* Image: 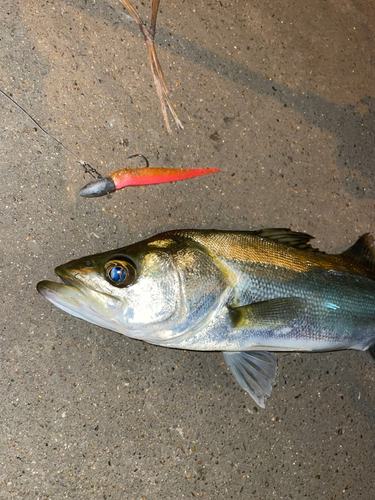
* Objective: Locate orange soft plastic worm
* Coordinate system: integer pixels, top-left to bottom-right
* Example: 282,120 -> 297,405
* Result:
79,167 -> 220,198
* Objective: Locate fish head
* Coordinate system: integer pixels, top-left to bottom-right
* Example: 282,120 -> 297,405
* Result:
37,232 -> 231,343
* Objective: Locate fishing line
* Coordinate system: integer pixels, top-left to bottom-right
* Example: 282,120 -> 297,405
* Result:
0,88 -> 102,179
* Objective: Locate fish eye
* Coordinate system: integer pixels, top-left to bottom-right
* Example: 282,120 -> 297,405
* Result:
104,260 -> 136,287
109,266 -> 126,283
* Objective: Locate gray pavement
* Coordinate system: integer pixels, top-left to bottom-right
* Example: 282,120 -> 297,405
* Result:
1,0 -> 375,498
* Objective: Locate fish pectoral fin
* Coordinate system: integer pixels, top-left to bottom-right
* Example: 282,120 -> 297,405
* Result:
223,351 -> 277,408
229,297 -> 306,330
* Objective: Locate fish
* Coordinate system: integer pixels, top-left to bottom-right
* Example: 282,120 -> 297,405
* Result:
37,228 -> 375,407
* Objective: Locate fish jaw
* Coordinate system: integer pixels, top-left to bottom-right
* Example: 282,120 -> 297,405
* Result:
37,266 -> 124,332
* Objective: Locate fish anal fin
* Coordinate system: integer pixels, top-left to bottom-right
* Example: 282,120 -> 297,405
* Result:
229,297 -> 306,330
365,342 -> 375,364
341,233 -> 375,275
223,351 -> 278,408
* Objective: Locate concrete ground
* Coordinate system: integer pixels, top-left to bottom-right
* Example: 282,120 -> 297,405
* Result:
1,0 -> 375,498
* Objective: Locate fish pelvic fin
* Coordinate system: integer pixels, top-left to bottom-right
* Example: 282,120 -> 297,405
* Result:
229,297 -> 306,330
223,351 -> 278,408
341,233 -> 375,276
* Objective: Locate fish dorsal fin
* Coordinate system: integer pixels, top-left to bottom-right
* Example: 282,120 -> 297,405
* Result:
223,351 -> 278,408
251,228 -> 322,253
341,234 -> 375,273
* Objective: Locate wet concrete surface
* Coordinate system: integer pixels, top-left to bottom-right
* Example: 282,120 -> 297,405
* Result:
1,0 -> 375,498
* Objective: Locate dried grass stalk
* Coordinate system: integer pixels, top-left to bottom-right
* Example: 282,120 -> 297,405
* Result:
119,0 -> 183,133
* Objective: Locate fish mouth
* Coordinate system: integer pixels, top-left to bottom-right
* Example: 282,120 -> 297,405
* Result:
37,266 -> 122,329
37,265 -> 89,297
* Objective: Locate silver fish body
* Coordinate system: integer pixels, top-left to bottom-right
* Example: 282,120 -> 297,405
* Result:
37,229 -> 375,407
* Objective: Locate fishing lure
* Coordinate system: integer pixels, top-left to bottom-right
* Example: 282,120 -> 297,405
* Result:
0,89 -> 219,197
79,166 -> 220,197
